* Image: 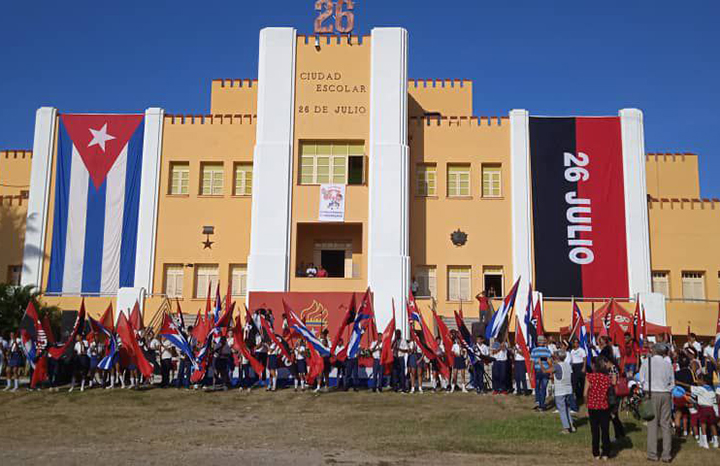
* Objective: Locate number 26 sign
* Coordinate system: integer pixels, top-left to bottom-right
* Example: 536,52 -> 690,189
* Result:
314,0 -> 355,34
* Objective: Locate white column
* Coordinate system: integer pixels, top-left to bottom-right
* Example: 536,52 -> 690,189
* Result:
510,109 -> 533,323
620,109 -> 652,296
21,107 -> 58,288
368,28 -> 410,335
133,107 -> 164,292
247,28 -> 297,294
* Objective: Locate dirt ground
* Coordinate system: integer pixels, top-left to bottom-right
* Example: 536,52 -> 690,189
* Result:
0,386 -> 716,465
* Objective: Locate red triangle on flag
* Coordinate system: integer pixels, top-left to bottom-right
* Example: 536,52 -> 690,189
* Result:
60,114 -> 143,189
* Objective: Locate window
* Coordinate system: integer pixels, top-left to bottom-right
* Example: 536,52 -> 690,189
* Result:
416,164 -> 437,196
164,264 -> 184,298
169,162 -> 189,195
682,271 -> 705,301
651,271 -> 669,299
230,265 -> 248,297
483,266 -> 504,298
234,163 -> 253,196
448,266 -> 471,301
415,266 -> 436,298
195,265 -> 219,298
7,265 -> 21,286
482,164 -> 502,198
447,164 -> 470,197
299,142 -> 364,185
200,163 -> 224,195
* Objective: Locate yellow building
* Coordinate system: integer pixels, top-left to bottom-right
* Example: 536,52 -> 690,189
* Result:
1,28 -> 719,337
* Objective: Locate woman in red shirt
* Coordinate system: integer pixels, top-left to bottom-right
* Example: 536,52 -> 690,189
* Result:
584,357 -> 613,460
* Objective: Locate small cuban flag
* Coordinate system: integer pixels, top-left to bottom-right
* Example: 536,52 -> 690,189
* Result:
47,114 -> 145,295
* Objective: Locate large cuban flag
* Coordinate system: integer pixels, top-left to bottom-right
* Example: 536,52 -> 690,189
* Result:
47,114 -> 145,294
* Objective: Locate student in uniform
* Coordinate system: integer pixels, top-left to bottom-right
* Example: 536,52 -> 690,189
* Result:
451,334 -> 468,393
471,336 -> 488,394
333,338 -> 346,389
513,342 -> 528,396
283,349 -> 297,391
391,330 -> 408,392
88,337 -> 101,388
407,337 -> 421,394
370,336 -> 383,392
159,337 -> 174,388
238,339 -> 253,392
691,373 -> 719,449
214,336 -> 232,390
255,333 -> 268,383
294,340 -> 308,391
69,334 -> 90,392
431,336 -> 447,391
4,331 -> 23,392
266,338 -> 280,391
316,329 -> 331,393
490,340 -> 507,394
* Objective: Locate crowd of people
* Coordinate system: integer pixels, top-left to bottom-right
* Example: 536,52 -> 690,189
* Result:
1,301 -> 719,462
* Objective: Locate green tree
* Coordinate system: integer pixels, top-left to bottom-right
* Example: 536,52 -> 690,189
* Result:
0,283 -> 62,339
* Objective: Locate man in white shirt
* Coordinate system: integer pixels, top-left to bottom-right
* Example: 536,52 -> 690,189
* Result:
683,333 -> 702,354
471,336 -> 488,394
640,344 -> 674,462
160,338 -> 174,388
569,339 -> 586,406
370,337 -> 383,392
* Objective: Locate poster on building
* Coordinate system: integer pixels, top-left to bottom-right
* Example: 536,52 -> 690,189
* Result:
318,183 -> 346,222
529,116 -> 629,298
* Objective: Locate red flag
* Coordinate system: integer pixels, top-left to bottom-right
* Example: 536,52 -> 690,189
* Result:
30,355 -> 48,389
330,293 -> 356,358
361,288 -> 378,343
216,301 -> 235,329
24,302 -> 47,350
49,299 -> 86,359
99,303 -> 114,333
116,313 -> 154,378
232,316 -> 265,376
640,305 -> 647,351
515,319 -> 535,389
129,301 -> 143,330
532,299 -> 544,337
632,301 -> 641,343
716,302 -> 720,334
260,315 -> 292,360
42,315 -> 55,345
380,315 -> 395,367
306,342 -> 325,385
432,308 -> 454,367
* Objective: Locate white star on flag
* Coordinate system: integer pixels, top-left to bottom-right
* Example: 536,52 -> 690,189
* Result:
88,123 -> 116,152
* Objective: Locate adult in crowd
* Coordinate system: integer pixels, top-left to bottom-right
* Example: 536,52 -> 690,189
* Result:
584,356 -> 613,460
546,349 -> 576,434
620,332 -> 638,378
472,335 -> 488,394
640,343 -> 674,463
370,336 -> 383,392
569,338 -> 586,406
513,341 -> 528,396
391,330 -> 408,392
531,336 -> 552,411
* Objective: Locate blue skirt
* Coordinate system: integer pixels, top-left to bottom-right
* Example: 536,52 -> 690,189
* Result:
268,354 -> 278,370
407,354 -> 418,369
297,359 -> 308,374
90,356 -> 99,370
453,357 -> 466,370
9,352 -> 24,368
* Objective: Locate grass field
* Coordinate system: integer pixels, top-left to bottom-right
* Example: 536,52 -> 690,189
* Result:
0,387 -> 717,465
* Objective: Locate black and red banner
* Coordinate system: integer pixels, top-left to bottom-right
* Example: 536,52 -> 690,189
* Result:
529,117 -> 628,298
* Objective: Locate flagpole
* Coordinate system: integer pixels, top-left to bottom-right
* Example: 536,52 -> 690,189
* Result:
569,297 -> 580,339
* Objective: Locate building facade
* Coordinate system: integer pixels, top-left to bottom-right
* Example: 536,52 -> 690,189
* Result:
1,27 -> 719,336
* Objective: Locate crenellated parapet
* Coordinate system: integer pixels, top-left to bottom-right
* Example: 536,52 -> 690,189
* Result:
648,196 -> 720,210
164,114 -> 257,125
297,34 -> 370,46
409,115 -> 507,127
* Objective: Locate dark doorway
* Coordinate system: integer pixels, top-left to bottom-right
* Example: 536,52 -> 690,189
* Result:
321,250 -> 345,278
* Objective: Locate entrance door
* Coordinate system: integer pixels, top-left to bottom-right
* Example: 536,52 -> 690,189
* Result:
321,250 -> 345,278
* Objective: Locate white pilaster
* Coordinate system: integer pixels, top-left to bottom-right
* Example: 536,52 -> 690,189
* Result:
510,109 -> 533,323
247,28 -> 297,294
133,107 -> 164,292
21,107 -> 58,289
620,109 -> 651,296
368,28 -> 410,335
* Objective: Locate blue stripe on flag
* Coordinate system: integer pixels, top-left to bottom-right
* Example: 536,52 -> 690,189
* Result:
81,177 -> 107,293
47,123 -> 74,293
119,121 -> 144,287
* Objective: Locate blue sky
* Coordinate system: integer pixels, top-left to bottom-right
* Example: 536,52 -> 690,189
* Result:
1,1 -> 718,196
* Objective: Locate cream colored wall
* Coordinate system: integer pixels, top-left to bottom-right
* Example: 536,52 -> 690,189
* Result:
0,151 -> 32,283
210,79 -> 258,114
646,153 -> 701,199
409,80 -> 473,116
409,117 -> 513,319
289,35 -> 371,294
151,114 -> 256,310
